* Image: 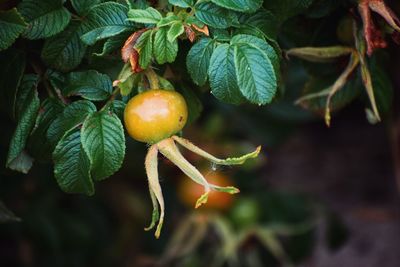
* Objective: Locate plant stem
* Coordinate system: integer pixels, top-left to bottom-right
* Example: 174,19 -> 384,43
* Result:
144,67 -> 160,90
100,87 -> 121,112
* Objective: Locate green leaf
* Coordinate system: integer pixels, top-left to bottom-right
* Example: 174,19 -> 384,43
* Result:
47,100 -> 96,149
71,0 -> 101,16
186,37 -> 216,86
157,14 -> 180,27
167,21 -> 184,43
127,7 -> 162,24
53,128 -> 94,195
0,8 -> 27,51
169,0 -> 194,8
231,34 -> 280,79
81,2 -> 132,45
233,42 -> 277,104
18,0 -> 71,39
6,74 -> 40,173
135,30 -> 153,69
194,2 -> 237,29
7,150 -> 34,175
208,44 -> 245,104
81,111 -> 125,180
94,31 -> 132,57
0,49 -> 26,119
28,98 -> 65,161
211,0 -> 262,13
153,27 -> 178,64
266,0 -> 314,22
41,21 -> 87,72
110,100 -> 126,120
238,9 -> 279,39
62,70 -> 112,101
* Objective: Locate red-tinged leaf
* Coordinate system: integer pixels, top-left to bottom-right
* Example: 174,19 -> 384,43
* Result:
358,0 -> 387,56
192,24 -> 209,36
185,25 -> 195,42
121,28 -> 149,62
129,50 -> 143,73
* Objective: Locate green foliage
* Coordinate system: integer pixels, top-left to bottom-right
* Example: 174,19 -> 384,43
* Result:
0,0 -> 395,199
81,111 -> 125,180
0,8 -> 27,51
18,0 -> 71,39
6,74 -> 40,173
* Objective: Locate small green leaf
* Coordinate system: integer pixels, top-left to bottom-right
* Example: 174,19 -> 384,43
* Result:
6,75 -> 40,173
157,14 -> 180,27
153,27 -> 178,64
194,2 -> 237,29
53,128 -> 94,195
81,111 -> 125,180
94,31 -> 132,57
47,100 -> 96,149
233,43 -> 277,104
18,0 -> 71,39
62,70 -> 113,101
186,37 -> 216,86
81,2 -> 132,45
41,21 -> 87,72
28,98 -> 65,162
167,21 -> 184,43
127,7 -> 162,24
0,8 -> 27,51
169,0 -> 194,8
238,9 -> 279,39
208,44 -> 245,104
71,0 -> 101,16
211,0 -> 262,13
135,30 -> 153,69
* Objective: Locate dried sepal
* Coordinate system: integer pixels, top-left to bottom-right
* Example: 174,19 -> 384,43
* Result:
325,51 -> 360,126
144,144 -> 165,238
172,136 -> 261,165
184,25 -> 196,42
286,46 -> 354,62
191,23 -> 209,36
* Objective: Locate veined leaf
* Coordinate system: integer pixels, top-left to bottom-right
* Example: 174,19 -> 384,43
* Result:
167,21 -> 184,43
18,0 -> 71,39
134,30 -> 153,69
81,111 -> 125,180
62,70 -> 113,101
194,2 -> 237,29
47,100 -> 96,149
208,44 -> 245,104
233,43 -> 277,104
81,2 -> 132,45
53,128 -> 94,195
169,0 -> 194,8
6,75 -> 40,173
71,0 -> 101,16
186,37 -> 216,86
28,98 -> 65,161
127,7 -> 162,24
0,8 -> 27,51
41,21 -> 87,72
153,27 -> 178,64
211,0 -> 262,13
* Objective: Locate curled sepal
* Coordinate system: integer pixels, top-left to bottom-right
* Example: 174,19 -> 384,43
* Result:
172,136 -> 261,165
324,51 -> 360,126
144,145 -> 164,238
286,46 -> 354,63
